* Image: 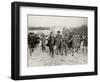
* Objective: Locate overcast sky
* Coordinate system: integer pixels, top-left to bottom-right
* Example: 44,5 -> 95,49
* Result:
28,15 -> 87,28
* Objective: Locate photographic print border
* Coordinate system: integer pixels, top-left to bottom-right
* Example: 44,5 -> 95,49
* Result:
11,1 -> 98,80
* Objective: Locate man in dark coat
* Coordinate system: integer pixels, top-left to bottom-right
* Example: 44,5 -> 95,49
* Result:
83,35 -> 88,53
41,34 -> 46,52
55,31 -> 62,55
47,32 -> 55,58
67,32 -> 74,56
35,34 -> 40,49
28,32 -> 36,56
62,34 -> 68,55
67,32 -> 73,49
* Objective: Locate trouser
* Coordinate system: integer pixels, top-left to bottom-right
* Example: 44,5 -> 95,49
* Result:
41,45 -> 45,51
29,48 -> 34,56
62,45 -> 67,55
49,46 -> 54,58
56,46 -> 61,55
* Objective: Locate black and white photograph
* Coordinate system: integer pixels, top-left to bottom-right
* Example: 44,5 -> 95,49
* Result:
27,15 -> 88,67
11,2 -> 97,80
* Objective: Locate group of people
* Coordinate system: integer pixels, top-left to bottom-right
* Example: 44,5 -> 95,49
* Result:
28,31 -> 88,58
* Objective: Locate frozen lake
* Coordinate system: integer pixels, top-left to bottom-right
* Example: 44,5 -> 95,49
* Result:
27,46 -> 88,67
